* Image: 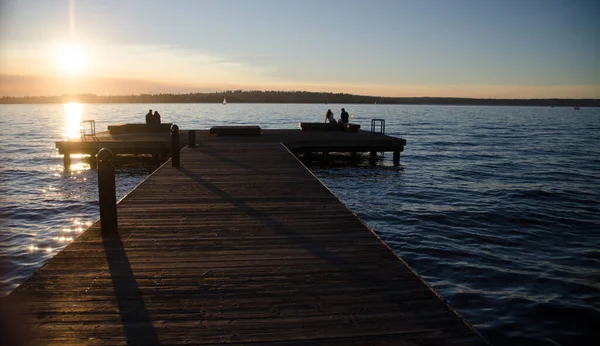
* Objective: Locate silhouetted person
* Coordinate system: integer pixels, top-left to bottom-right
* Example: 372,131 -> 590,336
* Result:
145,109 -> 152,124
340,108 -> 349,123
153,110 -> 161,124
325,109 -> 336,123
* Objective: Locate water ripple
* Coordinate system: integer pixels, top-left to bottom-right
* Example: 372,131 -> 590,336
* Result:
2,104 -> 600,345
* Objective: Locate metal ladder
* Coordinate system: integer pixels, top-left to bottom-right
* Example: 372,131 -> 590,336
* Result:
370,119 -> 385,134
81,120 -> 96,136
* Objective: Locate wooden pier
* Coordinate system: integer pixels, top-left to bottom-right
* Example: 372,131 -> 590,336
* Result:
55,124 -> 405,168
56,130 -> 178,168
8,127 -> 487,345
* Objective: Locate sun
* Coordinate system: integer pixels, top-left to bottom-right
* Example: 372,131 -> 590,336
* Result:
54,43 -> 85,75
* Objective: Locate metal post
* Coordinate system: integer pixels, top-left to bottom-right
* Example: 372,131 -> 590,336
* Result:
97,148 -> 117,233
171,124 -> 180,167
188,130 -> 196,148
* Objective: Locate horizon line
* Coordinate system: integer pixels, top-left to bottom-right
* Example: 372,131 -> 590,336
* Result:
1,90 -> 599,101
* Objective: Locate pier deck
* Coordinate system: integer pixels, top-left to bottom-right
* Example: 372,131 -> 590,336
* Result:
10,130 -> 486,345
55,130 -> 180,168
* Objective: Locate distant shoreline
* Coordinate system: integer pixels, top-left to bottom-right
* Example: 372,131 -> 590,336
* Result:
1,90 -> 599,107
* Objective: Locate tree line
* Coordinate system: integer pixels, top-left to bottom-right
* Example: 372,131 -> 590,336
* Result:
1,90 -> 598,107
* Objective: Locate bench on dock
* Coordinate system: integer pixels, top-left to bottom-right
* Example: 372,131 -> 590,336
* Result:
108,123 -> 173,135
299,122 -> 360,132
209,125 -> 262,136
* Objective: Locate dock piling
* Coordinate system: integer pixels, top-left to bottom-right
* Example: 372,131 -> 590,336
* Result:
370,151 -> 377,164
393,149 -> 401,166
89,154 -> 97,169
321,151 -> 329,165
63,152 -> 71,169
171,124 -> 180,167
97,148 -> 118,233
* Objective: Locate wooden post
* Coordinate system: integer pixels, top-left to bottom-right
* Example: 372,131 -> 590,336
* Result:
393,149 -> 401,166
97,148 -> 117,234
63,152 -> 71,169
188,130 -> 196,148
89,154 -> 97,169
370,151 -> 377,164
171,124 -> 180,167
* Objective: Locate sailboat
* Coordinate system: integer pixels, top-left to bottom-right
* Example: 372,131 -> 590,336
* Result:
223,98 -> 227,105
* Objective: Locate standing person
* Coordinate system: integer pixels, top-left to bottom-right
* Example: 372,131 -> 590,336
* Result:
325,109 -> 336,123
145,109 -> 153,124
340,108 -> 349,123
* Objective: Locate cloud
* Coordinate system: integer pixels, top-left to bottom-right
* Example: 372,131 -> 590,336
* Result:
2,40 -> 278,85
0,74 -> 217,96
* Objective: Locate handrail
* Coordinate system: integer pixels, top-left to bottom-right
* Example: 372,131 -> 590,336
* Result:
370,119 -> 385,134
81,120 -> 96,136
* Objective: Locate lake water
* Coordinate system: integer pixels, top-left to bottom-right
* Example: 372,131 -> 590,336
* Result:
1,103 -> 599,345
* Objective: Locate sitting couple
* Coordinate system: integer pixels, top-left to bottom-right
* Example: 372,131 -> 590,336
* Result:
145,109 -> 161,125
325,108 -> 349,123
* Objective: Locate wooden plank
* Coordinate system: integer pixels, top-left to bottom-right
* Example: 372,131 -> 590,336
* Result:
9,130 -> 485,345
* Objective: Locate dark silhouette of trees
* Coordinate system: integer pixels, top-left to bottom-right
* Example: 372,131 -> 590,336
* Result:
1,90 -> 598,107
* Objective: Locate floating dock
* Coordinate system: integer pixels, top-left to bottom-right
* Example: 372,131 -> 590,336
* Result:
9,126 -> 487,345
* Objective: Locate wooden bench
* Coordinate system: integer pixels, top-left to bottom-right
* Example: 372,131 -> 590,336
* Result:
209,125 -> 262,136
299,122 -> 360,132
108,123 -> 173,135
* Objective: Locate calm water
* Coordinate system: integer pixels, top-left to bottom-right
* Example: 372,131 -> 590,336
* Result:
1,103 -> 599,345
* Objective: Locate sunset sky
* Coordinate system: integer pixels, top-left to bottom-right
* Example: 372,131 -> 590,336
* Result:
1,0 -> 598,98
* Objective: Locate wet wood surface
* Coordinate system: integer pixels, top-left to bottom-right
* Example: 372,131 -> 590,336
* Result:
9,132 -> 485,345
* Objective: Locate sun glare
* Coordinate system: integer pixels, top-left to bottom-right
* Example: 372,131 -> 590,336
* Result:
54,44 -> 85,75
63,102 -> 83,139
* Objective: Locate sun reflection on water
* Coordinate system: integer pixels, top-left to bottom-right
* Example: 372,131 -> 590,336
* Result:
26,219 -> 92,254
69,162 -> 90,171
62,102 -> 83,139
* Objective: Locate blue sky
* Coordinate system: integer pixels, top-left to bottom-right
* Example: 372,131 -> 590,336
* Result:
1,0 -> 598,97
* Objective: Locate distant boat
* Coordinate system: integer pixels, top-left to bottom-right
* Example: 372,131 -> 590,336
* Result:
574,106 -> 580,110
223,98 -> 227,105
